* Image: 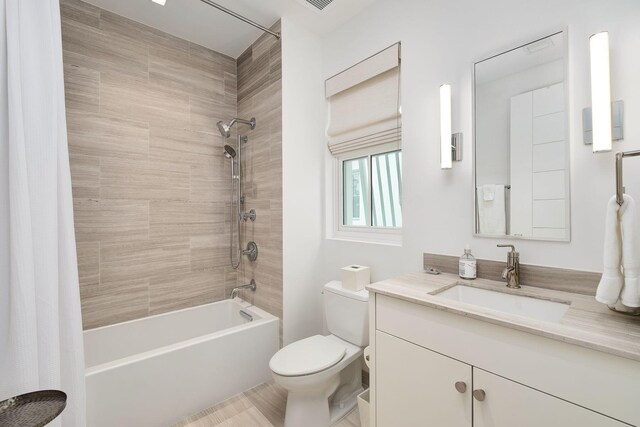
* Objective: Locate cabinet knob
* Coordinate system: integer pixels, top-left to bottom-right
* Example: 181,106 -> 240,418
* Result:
454,381 -> 467,393
473,389 -> 486,402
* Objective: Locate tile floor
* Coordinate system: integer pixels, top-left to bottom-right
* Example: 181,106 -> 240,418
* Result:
173,381 -> 361,427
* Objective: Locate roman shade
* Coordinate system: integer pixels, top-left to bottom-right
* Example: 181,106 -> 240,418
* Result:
326,43 -> 401,156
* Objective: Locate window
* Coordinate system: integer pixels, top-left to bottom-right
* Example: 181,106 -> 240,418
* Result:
341,149 -> 402,229
325,43 -> 402,244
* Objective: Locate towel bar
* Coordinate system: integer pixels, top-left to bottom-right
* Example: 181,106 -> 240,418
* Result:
615,149 -> 640,205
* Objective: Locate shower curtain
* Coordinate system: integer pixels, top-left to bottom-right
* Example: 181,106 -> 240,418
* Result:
0,0 -> 86,425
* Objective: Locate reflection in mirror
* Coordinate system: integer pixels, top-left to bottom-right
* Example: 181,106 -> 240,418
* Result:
474,31 -> 570,241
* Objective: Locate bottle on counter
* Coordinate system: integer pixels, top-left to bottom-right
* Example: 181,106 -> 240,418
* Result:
459,245 -> 477,279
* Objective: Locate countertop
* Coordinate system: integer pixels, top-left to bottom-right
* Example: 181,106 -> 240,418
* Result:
367,272 -> 640,362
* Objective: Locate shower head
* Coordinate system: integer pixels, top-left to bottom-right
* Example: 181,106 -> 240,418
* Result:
223,144 -> 236,159
216,117 -> 257,138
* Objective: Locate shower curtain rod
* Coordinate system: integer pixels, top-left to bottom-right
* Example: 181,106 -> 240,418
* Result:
198,0 -> 281,39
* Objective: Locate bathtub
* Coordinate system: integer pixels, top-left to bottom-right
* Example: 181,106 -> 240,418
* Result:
84,299 -> 279,427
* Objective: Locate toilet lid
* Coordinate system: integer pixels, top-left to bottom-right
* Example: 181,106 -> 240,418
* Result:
270,335 -> 346,377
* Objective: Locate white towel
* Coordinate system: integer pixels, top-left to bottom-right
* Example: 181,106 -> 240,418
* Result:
596,195 -> 640,307
477,185 -> 506,235
482,184 -> 496,201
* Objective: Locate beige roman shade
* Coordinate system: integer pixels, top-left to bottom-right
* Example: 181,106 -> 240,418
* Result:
326,43 -> 401,156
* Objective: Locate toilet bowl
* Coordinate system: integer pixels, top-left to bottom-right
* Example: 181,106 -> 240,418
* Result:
270,281 -> 369,427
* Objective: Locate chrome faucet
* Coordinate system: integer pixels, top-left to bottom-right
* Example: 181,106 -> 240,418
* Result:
497,244 -> 520,289
231,279 -> 257,299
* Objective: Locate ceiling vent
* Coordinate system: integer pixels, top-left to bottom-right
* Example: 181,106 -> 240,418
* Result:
304,0 -> 335,11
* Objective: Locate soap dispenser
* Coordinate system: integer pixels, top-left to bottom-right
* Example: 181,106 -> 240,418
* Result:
459,245 -> 477,279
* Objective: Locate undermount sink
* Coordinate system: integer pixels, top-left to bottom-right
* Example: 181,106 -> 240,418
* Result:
433,285 -> 570,324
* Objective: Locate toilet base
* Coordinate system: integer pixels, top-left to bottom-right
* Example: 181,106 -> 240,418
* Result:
283,375 -> 340,427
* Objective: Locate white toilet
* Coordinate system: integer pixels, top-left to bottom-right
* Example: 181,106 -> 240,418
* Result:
269,281 -> 369,427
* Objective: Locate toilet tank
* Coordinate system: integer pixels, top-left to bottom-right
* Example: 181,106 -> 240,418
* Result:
323,281 -> 369,347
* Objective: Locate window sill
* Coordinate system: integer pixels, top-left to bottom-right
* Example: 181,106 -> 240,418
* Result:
328,227 -> 402,247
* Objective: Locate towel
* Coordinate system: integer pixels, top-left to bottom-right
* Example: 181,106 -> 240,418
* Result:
482,184 -> 496,201
477,185 -> 506,235
596,195 -> 640,307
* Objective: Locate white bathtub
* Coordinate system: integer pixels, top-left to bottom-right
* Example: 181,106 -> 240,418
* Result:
84,299 -> 279,427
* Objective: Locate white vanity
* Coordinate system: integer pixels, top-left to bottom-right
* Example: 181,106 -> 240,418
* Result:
366,272 -> 640,427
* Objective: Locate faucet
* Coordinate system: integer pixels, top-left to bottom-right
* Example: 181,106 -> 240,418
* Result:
231,279 -> 257,299
497,244 -> 520,289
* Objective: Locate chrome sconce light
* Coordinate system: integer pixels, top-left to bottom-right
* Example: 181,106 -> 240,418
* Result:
440,84 -> 463,169
584,31 -> 624,151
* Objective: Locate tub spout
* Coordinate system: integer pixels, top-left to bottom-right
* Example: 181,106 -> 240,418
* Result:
231,279 -> 256,299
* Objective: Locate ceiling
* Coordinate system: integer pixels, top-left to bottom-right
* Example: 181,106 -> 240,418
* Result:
83,0 -> 377,58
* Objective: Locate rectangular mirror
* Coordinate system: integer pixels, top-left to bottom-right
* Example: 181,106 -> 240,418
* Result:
474,31 -> 570,241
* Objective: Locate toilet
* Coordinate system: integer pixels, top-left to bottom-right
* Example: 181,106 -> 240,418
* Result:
270,281 -> 369,427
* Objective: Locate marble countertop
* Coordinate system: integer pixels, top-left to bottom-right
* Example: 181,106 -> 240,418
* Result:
367,272 -> 640,362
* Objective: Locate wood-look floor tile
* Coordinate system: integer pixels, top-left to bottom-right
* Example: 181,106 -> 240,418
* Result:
73,198 -> 149,243
243,382 -> 286,427
216,407 -> 272,427
63,63 -> 99,113
149,269 -> 226,315
66,111 -> 149,160
99,238 -> 190,285
172,394 -> 254,427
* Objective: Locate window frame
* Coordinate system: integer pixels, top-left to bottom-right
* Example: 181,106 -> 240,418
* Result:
330,144 -> 402,246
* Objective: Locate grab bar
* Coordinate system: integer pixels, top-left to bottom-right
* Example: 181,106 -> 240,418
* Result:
615,150 -> 640,205
239,310 -> 253,322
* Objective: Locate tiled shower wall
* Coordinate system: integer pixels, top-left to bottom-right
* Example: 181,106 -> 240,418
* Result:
236,23 -> 283,332
61,0 -> 281,330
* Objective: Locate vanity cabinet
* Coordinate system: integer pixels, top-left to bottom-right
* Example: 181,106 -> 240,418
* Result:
369,294 -> 638,427
376,331 -> 471,427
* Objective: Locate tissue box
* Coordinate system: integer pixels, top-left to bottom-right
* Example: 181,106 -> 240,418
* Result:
341,265 -> 370,291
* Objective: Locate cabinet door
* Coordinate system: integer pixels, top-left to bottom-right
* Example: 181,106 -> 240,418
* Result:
473,368 -> 627,427
376,331 -> 472,427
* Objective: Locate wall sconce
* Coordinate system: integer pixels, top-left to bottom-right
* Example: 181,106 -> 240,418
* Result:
440,84 -> 462,169
588,31 -> 613,153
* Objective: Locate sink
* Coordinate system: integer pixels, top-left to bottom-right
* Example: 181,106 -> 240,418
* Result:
434,285 -> 570,323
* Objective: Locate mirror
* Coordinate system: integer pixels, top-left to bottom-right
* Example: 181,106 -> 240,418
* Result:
474,31 -> 570,241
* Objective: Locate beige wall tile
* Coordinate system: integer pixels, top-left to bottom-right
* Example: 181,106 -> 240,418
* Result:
66,111 -> 149,160
100,71 -> 191,127
63,3 -> 281,330
100,238 -> 190,284
60,0 -> 100,29
73,198 -> 149,243
63,63 -> 99,113
100,157 -> 190,201
69,153 -> 100,198
149,270 -> 226,315
149,201 -> 226,239
81,279 -> 149,329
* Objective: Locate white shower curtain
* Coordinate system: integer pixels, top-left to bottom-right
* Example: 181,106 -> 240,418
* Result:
0,0 -> 86,425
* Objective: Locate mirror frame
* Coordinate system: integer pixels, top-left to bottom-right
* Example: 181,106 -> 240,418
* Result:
472,28 -> 571,242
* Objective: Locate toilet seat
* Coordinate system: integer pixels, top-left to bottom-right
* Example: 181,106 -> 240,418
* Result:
270,335 -> 346,377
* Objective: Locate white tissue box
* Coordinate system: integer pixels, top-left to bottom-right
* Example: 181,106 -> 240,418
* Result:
341,265 -> 370,291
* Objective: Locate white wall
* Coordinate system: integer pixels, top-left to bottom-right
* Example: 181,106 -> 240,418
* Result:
281,18 -> 327,344
319,0 -> 640,284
